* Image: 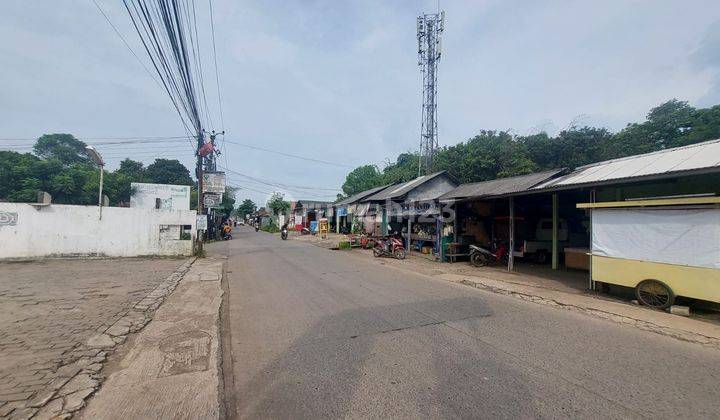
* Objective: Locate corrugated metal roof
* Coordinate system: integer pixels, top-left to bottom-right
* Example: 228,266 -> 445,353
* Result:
439,169 -> 565,201
334,184 -> 391,206
533,138 -> 720,190
295,200 -> 333,209
363,171 -> 448,201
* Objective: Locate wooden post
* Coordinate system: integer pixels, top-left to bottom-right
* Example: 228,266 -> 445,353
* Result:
407,217 -> 412,251
552,193 -> 559,270
508,196 -> 514,271
453,201 -> 458,242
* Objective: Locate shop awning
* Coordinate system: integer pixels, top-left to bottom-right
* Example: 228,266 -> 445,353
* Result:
439,169 -> 565,202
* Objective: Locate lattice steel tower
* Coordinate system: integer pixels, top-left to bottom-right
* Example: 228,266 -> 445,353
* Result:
417,10 -> 444,175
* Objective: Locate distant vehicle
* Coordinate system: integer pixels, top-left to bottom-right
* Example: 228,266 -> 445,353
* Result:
238,220 -> 245,226
515,218 -> 569,264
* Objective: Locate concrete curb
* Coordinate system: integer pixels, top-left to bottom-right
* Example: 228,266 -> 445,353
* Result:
445,274 -> 720,349
9,258 -> 196,420
78,256 -> 224,419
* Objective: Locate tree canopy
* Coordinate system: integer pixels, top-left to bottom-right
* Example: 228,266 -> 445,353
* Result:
341,100 -> 720,191
33,134 -> 91,166
0,134 -> 197,206
266,192 -> 290,215
341,165 -> 383,196
236,199 -> 257,218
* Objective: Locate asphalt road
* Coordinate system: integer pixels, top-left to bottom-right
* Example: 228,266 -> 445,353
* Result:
212,227 -> 720,419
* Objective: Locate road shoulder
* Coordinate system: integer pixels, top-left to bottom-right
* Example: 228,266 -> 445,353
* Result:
78,256 -> 225,419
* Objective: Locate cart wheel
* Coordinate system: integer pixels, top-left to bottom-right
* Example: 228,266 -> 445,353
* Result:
635,279 -> 675,309
373,248 -> 381,258
470,253 -> 488,267
394,249 -> 407,260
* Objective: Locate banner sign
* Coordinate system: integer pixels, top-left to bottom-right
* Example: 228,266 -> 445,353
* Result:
196,214 -> 208,231
202,172 -> 226,194
389,201 -> 440,216
203,193 -> 223,208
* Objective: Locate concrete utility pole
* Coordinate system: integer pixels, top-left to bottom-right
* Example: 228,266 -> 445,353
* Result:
196,132 -> 205,254
85,146 -> 105,220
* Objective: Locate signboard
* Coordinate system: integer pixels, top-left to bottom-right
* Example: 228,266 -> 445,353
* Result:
389,201 -> 440,216
202,172 -> 226,194
130,183 -> 190,211
203,193 -> 223,208
0,211 -> 18,227
196,214 -> 208,231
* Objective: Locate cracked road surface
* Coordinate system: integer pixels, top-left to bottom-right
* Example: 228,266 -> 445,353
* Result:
213,228 -> 720,419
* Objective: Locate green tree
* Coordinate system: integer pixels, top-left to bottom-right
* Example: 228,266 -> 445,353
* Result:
342,164 -> 383,196
117,159 -> 146,180
145,159 -> 193,185
236,199 -> 257,218
33,134 -> 90,166
382,153 -> 419,184
217,186 -> 237,217
267,192 -> 290,215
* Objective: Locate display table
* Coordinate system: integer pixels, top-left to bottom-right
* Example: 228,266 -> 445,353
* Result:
445,242 -> 469,263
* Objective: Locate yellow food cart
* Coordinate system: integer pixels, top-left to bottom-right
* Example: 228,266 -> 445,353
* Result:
578,197 -> 720,308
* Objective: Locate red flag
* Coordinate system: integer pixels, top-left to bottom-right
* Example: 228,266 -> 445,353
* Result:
198,140 -> 214,157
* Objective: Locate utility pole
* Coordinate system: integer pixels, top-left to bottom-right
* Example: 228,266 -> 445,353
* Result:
417,10 -> 445,176
196,129 -> 225,254
196,132 -> 205,254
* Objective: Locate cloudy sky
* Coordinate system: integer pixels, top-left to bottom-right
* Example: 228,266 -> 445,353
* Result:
2,0 -> 720,205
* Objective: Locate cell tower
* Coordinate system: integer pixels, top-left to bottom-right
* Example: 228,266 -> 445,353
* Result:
417,10 -> 444,175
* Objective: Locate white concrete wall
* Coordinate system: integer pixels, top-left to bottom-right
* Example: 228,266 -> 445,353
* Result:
0,203 -> 196,259
130,183 -> 191,211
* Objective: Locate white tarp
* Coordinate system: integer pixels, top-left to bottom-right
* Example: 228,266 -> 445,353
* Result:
592,208 -> 720,269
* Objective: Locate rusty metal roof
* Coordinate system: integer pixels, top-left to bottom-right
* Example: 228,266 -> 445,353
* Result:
362,171 -> 449,202
533,139 -> 720,190
439,169 -> 566,201
334,184 -> 392,206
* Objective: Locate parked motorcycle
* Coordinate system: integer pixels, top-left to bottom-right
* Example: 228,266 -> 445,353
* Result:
372,236 -> 407,259
281,225 -> 288,240
469,241 -> 508,267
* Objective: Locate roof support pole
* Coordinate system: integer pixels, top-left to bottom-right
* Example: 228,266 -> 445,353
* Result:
453,202 -> 458,243
407,217 -> 412,251
552,193 -> 559,270
508,196 -> 514,271
381,206 -> 388,236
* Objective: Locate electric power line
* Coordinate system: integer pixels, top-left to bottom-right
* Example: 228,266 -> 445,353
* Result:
223,139 -> 354,168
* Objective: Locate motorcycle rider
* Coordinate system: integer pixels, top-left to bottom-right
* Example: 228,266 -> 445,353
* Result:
222,222 -> 233,240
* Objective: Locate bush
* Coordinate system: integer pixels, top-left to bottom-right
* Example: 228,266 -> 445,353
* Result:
260,221 -> 280,233
338,241 -> 351,250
